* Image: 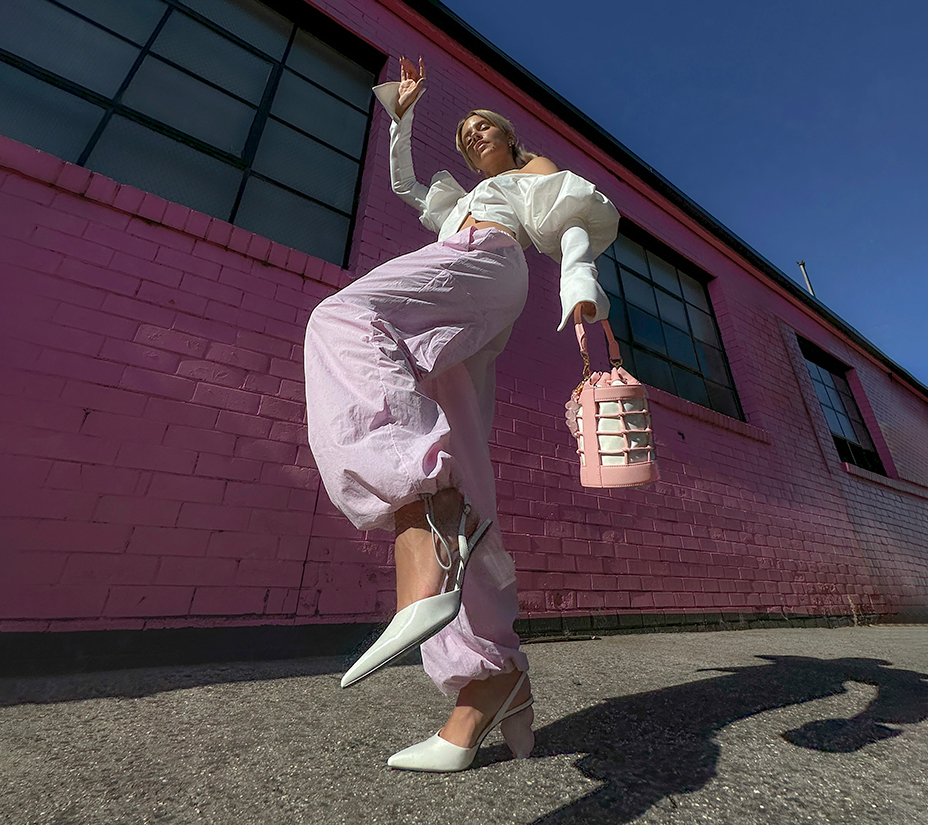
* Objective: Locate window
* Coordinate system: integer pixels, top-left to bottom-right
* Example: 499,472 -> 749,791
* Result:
596,223 -> 742,419
799,339 -> 886,475
0,0 -> 383,266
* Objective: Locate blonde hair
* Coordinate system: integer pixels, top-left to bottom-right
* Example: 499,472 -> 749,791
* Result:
455,109 -> 537,174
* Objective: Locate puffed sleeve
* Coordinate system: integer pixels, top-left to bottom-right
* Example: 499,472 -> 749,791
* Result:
372,82 -> 467,234
506,171 -> 620,331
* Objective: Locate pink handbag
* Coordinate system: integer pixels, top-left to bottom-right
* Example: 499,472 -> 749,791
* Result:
565,307 -> 659,488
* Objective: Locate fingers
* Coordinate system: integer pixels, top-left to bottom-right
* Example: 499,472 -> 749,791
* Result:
398,55 -> 424,82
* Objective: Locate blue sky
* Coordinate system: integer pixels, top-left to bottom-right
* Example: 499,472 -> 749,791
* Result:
441,0 -> 928,386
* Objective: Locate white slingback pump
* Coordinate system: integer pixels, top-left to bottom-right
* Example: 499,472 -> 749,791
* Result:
340,493 -> 491,689
387,669 -> 534,771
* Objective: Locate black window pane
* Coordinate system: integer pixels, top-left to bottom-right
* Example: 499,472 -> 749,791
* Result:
179,0 -> 290,59
59,0 -> 167,44
153,12 -> 272,104
664,325 -> 699,370
673,367 -> 709,407
272,70 -> 368,158
628,307 -> 666,355
252,120 -> 358,212
621,268 -> 657,314
695,342 -> 730,385
706,381 -> 741,419
0,0 -> 140,97
122,57 -> 255,154
235,177 -> 349,265
595,254 -> 621,296
0,63 -> 103,162
647,251 -> 681,295
607,305 -> 628,341
634,350 -> 674,394
850,417 -> 875,450
823,406 -> 843,436
87,115 -> 241,218
655,290 -> 688,329
687,306 -> 721,346
679,271 -> 710,311
287,29 -> 373,110
613,235 -> 649,276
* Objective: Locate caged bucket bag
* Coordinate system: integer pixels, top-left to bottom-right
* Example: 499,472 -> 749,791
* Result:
565,307 -> 659,488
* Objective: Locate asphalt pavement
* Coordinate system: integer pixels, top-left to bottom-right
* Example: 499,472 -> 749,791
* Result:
1,625 -> 926,825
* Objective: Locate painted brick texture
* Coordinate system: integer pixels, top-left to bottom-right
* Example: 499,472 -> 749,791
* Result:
0,0 -> 926,633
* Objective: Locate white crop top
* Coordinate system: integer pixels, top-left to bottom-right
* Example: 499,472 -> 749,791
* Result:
373,82 -> 620,331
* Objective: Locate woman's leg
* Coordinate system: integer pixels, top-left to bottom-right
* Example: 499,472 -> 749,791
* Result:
304,229 -> 529,691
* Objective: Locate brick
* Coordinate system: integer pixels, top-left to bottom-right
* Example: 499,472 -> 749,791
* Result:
127,526 -> 209,557
195,454 -> 262,482
190,586 -> 266,615
192,383 -> 260,414
215,410 -> 272,438
148,473 -> 226,504
115,443 -> 197,474
205,342 -> 269,373
120,367 -> 196,401
156,556 -> 238,586
0,584 -> 108,620
95,495 -> 181,526
177,502 -> 251,531
61,553 -> 159,586
104,585 -> 194,617
163,424 -> 235,455
236,558 -> 303,587
206,532 -> 278,559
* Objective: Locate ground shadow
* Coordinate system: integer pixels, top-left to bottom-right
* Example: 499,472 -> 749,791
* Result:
479,655 -> 928,824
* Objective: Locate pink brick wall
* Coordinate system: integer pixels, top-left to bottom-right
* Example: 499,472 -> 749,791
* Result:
1,0 -> 926,633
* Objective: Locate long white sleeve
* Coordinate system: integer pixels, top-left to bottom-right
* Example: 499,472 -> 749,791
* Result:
558,222 -> 611,331
372,82 -> 429,212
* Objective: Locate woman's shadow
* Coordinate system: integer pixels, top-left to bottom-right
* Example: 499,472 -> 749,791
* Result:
480,654 -> 928,824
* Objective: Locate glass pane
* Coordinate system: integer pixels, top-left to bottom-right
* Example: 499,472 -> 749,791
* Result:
122,57 -> 255,154
287,29 -> 374,110
58,0 -> 167,44
607,305 -> 628,341
0,63 -> 103,162
664,325 -> 699,370
695,342 -> 730,385
822,406 -> 843,436
836,410 -> 858,442
253,120 -> 358,212
595,254 -> 621,296
272,70 -> 368,158
621,268 -> 657,314
850,418 -> 875,450
706,381 -> 741,419
825,385 -> 845,412
235,177 -> 349,265
687,306 -> 720,346
179,0 -> 290,59
633,350 -> 674,394
647,251 -> 681,295
87,115 -> 241,218
679,271 -> 710,311
0,0 -> 140,97
613,235 -> 649,276
813,380 -> 832,409
153,12 -> 272,104
804,359 -> 824,384
628,307 -> 666,355
655,290 -> 688,329
673,367 -> 709,407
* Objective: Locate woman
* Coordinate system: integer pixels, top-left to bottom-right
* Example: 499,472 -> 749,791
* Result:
303,56 -> 618,771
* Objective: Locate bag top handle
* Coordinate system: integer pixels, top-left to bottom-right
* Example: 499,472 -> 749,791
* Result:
573,306 -> 622,367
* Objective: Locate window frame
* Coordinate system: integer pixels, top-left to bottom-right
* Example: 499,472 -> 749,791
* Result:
598,220 -> 744,420
798,337 -> 887,476
0,0 -> 386,267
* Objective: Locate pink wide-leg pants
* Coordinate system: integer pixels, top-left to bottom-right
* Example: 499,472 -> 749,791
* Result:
304,227 -> 530,694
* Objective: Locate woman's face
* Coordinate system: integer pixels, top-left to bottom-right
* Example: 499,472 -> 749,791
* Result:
460,114 -> 516,176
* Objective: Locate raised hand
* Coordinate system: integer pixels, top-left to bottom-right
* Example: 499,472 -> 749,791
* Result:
396,55 -> 426,118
